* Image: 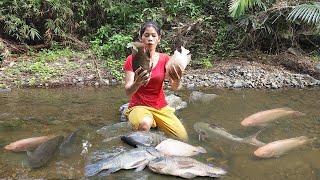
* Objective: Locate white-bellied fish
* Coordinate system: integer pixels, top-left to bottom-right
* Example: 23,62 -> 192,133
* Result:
166,46 -> 191,71
241,107 -> 305,127
84,146 -> 162,177
194,122 -> 266,147
148,156 -> 227,179
155,138 -> 206,156
254,136 -> 316,158
4,135 -> 55,152
120,131 -> 167,147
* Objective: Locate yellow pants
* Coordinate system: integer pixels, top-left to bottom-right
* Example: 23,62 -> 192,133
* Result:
124,106 -> 188,141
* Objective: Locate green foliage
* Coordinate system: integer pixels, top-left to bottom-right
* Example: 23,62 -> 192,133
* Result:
287,2 -> 320,27
229,0 -> 266,18
199,56 -> 213,68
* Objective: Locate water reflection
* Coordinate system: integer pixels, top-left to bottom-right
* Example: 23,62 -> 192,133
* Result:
0,87 -> 319,179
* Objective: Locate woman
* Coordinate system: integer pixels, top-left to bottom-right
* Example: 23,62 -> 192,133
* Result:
123,21 -> 188,141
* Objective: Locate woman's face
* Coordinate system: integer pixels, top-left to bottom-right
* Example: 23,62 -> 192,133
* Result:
140,26 -> 160,50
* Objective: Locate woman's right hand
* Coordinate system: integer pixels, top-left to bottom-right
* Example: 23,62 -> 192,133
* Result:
134,67 -> 150,86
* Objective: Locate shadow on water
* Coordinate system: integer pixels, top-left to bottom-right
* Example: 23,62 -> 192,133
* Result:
0,86 -> 319,179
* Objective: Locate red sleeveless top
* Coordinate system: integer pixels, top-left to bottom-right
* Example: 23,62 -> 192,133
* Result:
124,53 -> 170,109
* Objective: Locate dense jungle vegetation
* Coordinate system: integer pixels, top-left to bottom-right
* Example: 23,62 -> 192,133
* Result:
0,0 -> 319,79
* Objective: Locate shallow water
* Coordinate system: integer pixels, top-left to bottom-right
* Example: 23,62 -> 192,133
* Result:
0,87 -> 319,179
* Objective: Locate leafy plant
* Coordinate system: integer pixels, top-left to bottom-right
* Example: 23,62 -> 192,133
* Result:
287,2 -> 320,27
229,0 -> 266,18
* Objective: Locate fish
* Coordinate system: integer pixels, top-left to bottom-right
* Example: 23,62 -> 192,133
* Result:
120,131 -> 167,147
148,156 -> 227,179
84,146 -> 162,177
241,107 -> 305,127
155,138 -> 206,156
27,135 -> 64,168
4,135 -> 55,152
127,42 -> 151,72
193,122 -> 266,147
59,129 -> 82,157
254,136 -> 316,158
166,46 -> 191,71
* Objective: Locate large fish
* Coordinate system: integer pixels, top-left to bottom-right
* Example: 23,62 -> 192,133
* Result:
4,135 -> 55,152
254,136 -> 315,158
84,146 -> 162,177
155,138 -> 206,156
27,135 -> 64,168
120,131 -> 167,147
166,46 -> 191,71
241,107 -> 305,127
148,156 -> 227,179
193,122 -> 266,147
59,129 -> 82,157
127,42 -> 151,72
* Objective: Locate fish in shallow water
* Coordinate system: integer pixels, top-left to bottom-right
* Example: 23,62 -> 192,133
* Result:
241,107 -> 305,127
148,156 -> 227,179
127,42 -> 151,72
4,135 -> 55,152
27,135 -> 64,168
155,138 -> 206,156
59,129 -> 83,157
120,131 -> 167,147
254,136 -> 316,158
84,146 -> 162,177
193,122 -> 266,147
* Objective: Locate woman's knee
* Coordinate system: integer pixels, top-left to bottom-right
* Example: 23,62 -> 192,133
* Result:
138,117 -> 153,131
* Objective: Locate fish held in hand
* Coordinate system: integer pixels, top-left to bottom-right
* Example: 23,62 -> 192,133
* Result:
194,122 -> 266,147
241,107 -> 305,127
166,46 -> 191,71
148,156 -> 227,179
155,138 -> 206,156
127,42 -> 151,73
27,135 -> 64,168
254,136 -> 316,158
4,135 -> 55,152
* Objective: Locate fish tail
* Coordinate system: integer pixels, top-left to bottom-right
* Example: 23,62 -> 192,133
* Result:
245,129 -> 266,147
84,163 -> 103,177
292,111 -> 306,118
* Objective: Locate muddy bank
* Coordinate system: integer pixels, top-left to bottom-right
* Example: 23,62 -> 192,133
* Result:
0,51 -> 319,90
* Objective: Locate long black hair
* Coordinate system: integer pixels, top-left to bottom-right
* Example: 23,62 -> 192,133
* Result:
139,21 -> 161,38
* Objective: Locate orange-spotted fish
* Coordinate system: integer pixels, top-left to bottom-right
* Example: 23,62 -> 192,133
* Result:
241,107 -> 305,127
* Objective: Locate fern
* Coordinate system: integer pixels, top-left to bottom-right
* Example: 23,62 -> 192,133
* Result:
287,2 -> 320,26
229,0 -> 266,18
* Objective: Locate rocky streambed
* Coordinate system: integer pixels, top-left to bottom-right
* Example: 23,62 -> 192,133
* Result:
0,53 -> 319,90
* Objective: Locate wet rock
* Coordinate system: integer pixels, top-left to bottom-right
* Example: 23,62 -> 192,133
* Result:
233,81 -> 243,88
189,91 -> 218,103
165,94 -> 187,110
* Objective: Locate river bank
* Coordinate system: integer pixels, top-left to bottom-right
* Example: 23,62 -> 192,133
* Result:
0,50 -> 319,91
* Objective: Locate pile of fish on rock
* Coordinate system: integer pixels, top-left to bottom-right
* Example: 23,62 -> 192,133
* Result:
194,107 -> 316,159
84,131 -> 227,178
4,129 -> 83,168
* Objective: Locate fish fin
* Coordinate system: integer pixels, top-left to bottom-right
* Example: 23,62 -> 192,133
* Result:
196,146 -> 207,154
134,163 -> 147,172
98,167 -> 120,176
181,172 -> 196,179
244,129 -> 266,147
84,163 -> 103,177
26,150 -> 33,157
